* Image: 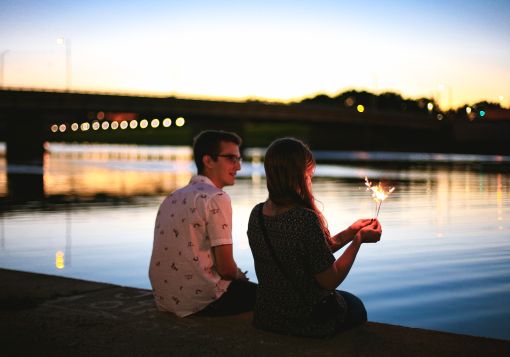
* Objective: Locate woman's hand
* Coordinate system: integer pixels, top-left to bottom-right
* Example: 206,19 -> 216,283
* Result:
356,219 -> 382,244
349,218 -> 373,233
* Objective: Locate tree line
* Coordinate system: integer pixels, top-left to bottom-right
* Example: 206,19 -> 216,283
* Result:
295,90 -> 508,121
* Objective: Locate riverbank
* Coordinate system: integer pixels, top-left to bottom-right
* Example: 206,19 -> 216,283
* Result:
1,268 -> 509,356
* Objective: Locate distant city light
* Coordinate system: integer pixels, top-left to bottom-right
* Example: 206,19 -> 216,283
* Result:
175,117 -> 185,127
101,121 -> 109,130
357,104 -> 365,113
129,120 -> 138,129
345,97 -> 355,107
59,124 -> 67,132
140,119 -> 149,129
97,111 -> 105,120
111,121 -> 119,130
92,121 -> 100,130
427,103 -> 434,111
163,118 -> 172,127
120,121 -> 128,129
466,107 -> 472,114
71,123 -> 79,131
81,122 -> 90,131
437,114 -> 444,120
56,251 -> 64,269
51,124 -> 58,133
480,110 -> 486,117
151,119 -> 160,128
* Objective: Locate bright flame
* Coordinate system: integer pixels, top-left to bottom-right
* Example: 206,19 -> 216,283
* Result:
364,176 -> 395,218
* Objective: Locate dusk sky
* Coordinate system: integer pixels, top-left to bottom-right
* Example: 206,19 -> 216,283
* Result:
1,0 -> 509,109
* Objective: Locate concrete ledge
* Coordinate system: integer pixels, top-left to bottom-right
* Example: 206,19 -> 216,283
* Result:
1,268 -> 509,356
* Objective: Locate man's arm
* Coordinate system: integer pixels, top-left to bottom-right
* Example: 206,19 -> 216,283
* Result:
212,244 -> 246,280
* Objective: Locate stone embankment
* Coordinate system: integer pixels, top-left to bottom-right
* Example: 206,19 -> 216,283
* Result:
1,268 -> 509,356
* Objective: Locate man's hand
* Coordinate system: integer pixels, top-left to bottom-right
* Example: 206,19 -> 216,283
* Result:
236,268 -> 249,281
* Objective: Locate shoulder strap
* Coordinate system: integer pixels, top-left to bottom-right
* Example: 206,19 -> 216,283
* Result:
257,203 -> 307,299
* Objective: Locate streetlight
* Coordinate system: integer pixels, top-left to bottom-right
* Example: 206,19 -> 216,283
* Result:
498,95 -> 506,108
0,50 -> 9,87
438,83 -> 453,110
57,37 -> 72,90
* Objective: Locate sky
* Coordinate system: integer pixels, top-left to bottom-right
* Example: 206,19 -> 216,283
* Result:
1,0 -> 509,109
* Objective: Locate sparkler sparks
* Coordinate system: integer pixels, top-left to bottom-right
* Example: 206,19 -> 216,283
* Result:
364,177 -> 395,219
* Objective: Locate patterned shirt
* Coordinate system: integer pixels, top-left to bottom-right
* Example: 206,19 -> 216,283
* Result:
149,175 -> 233,317
247,203 -> 336,337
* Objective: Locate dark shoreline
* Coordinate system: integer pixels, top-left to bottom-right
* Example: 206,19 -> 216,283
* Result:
1,268 -> 509,356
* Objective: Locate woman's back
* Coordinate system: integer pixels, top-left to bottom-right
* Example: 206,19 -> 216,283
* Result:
247,203 -> 336,337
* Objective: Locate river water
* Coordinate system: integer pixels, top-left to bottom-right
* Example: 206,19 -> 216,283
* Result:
0,143 -> 509,341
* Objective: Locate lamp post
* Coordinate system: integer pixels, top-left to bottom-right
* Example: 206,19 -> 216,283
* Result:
0,50 -> 9,87
57,37 -> 72,90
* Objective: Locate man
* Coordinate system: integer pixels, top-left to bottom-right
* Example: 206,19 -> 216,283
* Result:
149,130 -> 256,317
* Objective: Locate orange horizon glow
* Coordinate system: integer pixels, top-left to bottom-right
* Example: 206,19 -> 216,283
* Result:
1,2 -> 509,110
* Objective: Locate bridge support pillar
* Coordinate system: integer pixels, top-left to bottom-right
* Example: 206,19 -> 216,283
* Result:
5,112 -> 45,201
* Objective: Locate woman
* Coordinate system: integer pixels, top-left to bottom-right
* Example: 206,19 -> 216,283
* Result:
247,138 -> 382,337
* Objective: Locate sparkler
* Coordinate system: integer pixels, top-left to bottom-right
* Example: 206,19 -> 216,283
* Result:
364,177 -> 395,219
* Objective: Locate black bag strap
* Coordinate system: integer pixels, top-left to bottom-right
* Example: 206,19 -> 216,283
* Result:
257,202 -> 308,300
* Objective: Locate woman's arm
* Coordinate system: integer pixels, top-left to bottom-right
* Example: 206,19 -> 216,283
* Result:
316,235 -> 362,290
317,220 -> 381,290
328,218 -> 373,253
328,228 -> 355,253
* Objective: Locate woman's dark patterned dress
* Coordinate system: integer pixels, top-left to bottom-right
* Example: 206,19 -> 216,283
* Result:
247,204 -> 337,337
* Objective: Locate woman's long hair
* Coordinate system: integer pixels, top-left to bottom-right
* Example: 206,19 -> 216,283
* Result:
264,138 -> 330,238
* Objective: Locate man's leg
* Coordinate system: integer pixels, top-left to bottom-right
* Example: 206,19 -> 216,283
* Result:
198,280 -> 257,316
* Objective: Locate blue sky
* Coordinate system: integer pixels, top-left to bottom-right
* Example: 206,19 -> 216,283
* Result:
1,0 -> 509,108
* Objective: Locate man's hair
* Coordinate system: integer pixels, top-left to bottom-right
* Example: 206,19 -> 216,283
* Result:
193,130 -> 242,174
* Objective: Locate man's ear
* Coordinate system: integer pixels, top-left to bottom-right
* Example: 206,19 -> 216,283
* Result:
202,154 -> 214,170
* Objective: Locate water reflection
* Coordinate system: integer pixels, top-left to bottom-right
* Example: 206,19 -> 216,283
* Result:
0,143 -> 509,340
44,144 -> 193,198
0,143 -> 194,201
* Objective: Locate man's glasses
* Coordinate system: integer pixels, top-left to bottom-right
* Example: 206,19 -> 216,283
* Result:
215,154 -> 243,164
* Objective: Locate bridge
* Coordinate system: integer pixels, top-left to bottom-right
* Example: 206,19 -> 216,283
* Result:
1,88 -> 509,166
1,88 -> 509,201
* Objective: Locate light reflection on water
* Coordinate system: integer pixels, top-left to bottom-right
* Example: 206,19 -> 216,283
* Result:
0,143 -> 509,341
